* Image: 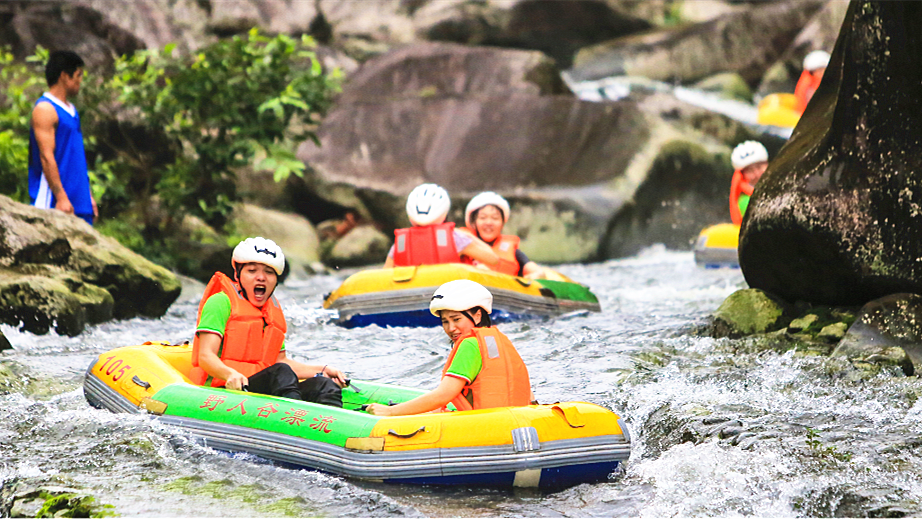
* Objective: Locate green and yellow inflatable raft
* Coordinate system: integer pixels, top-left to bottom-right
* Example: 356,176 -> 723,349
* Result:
83,342 -> 631,490
323,264 -> 601,327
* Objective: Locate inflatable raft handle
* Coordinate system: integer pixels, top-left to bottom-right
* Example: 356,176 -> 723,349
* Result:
132,375 -> 151,389
388,426 -> 426,438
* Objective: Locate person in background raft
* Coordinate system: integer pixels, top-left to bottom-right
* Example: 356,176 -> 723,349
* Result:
794,50 -> 830,114
366,280 -> 534,416
460,192 -> 546,279
384,183 -> 499,268
29,50 -> 97,225
729,141 -> 769,226
191,237 -> 346,407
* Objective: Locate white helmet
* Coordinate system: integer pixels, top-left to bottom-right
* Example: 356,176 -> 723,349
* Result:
232,237 -> 285,275
406,183 -> 451,226
465,191 -> 510,228
731,141 -> 769,170
429,279 -> 493,317
803,50 -> 830,72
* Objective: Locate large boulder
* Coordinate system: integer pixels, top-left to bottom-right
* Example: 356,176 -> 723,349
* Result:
570,0 -> 825,85
0,195 -> 180,336
296,42 -> 785,263
739,2 -> 922,306
414,0 -> 651,68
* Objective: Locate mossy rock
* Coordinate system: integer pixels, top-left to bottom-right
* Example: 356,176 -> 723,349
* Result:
713,288 -> 792,337
324,225 -> 392,268
692,72 -> 753,102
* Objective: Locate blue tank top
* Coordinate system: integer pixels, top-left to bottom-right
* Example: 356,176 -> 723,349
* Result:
28,95 -> 92,216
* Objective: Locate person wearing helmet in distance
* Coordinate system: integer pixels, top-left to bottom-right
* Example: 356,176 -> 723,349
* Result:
189,237 -> 347,407
729,141 -> 769,226
366,280 -> 534,416
795,50 -> 830,114
383,183 -> 499,269
460,191 -> 546,279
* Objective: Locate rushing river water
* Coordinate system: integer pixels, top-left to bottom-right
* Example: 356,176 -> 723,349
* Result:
3,247 -> 922,517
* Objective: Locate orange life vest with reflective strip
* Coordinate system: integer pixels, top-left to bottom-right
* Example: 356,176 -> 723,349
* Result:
189,272 -> 286,387
729,169 -> 755,226
794,69 -> 823,114
393,222 -> 460,266
441,326 -> 532,411
459,227 -> 521,276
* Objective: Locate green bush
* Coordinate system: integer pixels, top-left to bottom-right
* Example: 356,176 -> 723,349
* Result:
84,29 -> 339,230
0,47 -> 47,202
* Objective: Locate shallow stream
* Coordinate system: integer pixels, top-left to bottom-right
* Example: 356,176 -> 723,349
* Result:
3,248 -> 922,517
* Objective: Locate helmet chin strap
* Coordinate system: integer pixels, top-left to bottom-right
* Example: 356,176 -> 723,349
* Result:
461,310 -> 479,326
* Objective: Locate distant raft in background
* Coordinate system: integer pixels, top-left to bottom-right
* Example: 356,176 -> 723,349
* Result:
756,93 -> 801,128
694,223 -> 741,268
83,342 -> 631,491
323,264 -> 601,328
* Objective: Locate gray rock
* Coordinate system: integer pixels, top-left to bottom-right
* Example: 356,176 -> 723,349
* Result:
740,3 -> 922,307
0,195 -> 180,336
832,293 -> 922,375
570,0 -> 825,84
713,289 -> 792,337
325,225 -> 392,268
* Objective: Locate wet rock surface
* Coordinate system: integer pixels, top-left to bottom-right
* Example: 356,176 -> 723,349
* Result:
0,195 -> 180,336
740,2 -> 922,306
833,293 -> 922,376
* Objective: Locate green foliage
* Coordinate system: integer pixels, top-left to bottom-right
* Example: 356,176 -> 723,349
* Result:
805,427 -> 852,462
0,46 -> 47,202
86,29 -> 339,229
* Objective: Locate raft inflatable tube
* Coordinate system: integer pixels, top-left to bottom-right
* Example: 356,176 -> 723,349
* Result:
84,342 -> 631,490
694,223 -> 740,268
323,263 -> 601,328
756,93 -> 801,128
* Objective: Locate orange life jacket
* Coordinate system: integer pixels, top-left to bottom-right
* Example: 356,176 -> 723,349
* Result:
458,227 -> 521,276
189,272 -> 287,387
793,69 -> 823,114
441,326 -> 532,411
729,169 -> 755,225
392,222 -> 460,266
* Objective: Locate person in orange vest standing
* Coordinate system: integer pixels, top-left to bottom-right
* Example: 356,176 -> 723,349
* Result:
366,279 -> 534,415
729,141 -> 769,226
384,183 -> 499,268
794,50 -> 830,114
460,191 -> 546,279
190,237 -> 347,407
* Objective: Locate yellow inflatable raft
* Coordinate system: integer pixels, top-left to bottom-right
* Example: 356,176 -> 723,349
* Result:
694,223 -> 740,268
323,264 -> 601,327
756,93 -> 800,128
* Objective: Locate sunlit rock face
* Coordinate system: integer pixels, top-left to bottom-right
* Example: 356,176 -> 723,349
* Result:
739,2 -> 922,306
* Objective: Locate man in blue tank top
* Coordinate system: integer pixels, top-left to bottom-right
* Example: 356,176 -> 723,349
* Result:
29,50 -> 96,225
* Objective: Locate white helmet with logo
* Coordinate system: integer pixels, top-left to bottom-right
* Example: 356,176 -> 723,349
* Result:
731,141 -> 769,170
464,191 -> 511,228
803,50 -> 830,72
429,279 -> 493,316
232,237 -> 285,275
406,183 -> 451,226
